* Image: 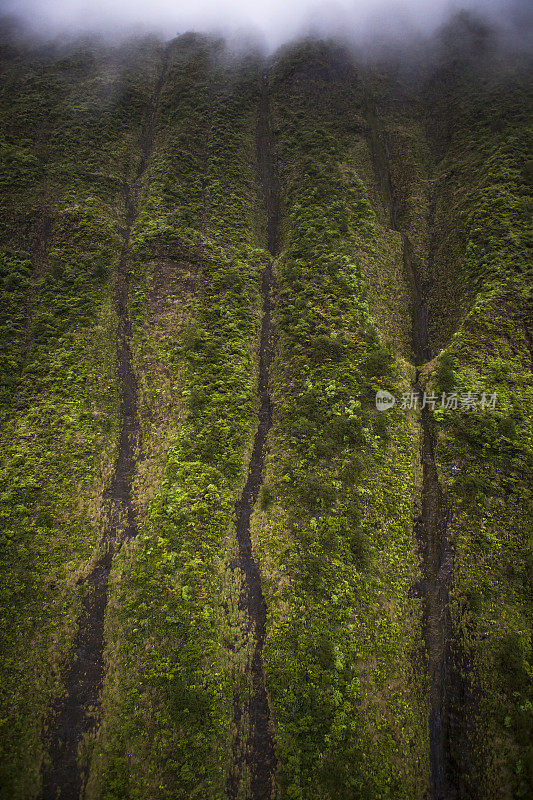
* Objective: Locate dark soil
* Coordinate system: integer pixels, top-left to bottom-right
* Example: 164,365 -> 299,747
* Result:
40,52 -> 168,800
414,406 -> 456,800
227,71 -> 279,800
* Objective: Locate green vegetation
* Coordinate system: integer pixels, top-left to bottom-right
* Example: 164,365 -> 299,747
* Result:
252,44 -> 427,800
0,36 -> 164,796
0,22 -> 530,800
85,39 -> 266,800
426,59 -> 532,799
358,29 -> 532,795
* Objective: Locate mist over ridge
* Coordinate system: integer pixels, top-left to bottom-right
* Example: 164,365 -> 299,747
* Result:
1,0 -> 531,54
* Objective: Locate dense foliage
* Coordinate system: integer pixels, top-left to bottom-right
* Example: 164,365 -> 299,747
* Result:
0,20 -> 530,800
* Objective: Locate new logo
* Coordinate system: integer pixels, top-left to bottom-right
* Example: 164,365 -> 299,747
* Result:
375,390 -> 395,411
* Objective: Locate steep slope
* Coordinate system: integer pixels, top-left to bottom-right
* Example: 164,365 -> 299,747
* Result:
0,22 -> 530,800
423,46 -> 532,800
360,19 -> 532,796
227,72 -> 279,800
364,82 -> 457,800
0,34 -> 165,797
40,43 -> 169,800
83,38 -> 270,800
254,43 -> 427,800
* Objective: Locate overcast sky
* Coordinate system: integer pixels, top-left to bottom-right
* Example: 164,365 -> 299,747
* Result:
1,0 -> 530,49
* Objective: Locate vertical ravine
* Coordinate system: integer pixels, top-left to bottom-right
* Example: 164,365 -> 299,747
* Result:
365,104 -> 459,800
227,70 -> 279,800
40,51 -> 168,800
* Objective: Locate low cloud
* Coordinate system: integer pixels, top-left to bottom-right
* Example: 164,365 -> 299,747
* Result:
1,0 -> 530,50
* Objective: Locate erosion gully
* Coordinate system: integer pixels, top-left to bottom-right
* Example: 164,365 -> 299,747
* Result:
227,71 -> 279,800
40,52 -> 168,800
366,105 -> 467,800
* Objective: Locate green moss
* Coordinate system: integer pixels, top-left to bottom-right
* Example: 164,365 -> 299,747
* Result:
0,36 -> 163,797
0,28 -> 529,800
85,39 -> 265,800
421,60 -> 532,799
252,42 -> 427,800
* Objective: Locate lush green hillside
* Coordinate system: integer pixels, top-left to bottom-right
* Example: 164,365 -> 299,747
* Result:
0,18 -> 530,800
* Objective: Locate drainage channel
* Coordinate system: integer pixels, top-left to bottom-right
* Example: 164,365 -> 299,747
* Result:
40,50 -> 168,800
365,103 -> 460,800
227,70 -> 279,800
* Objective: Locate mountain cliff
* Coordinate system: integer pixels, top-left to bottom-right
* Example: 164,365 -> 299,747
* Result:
0,17 -> 531,800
